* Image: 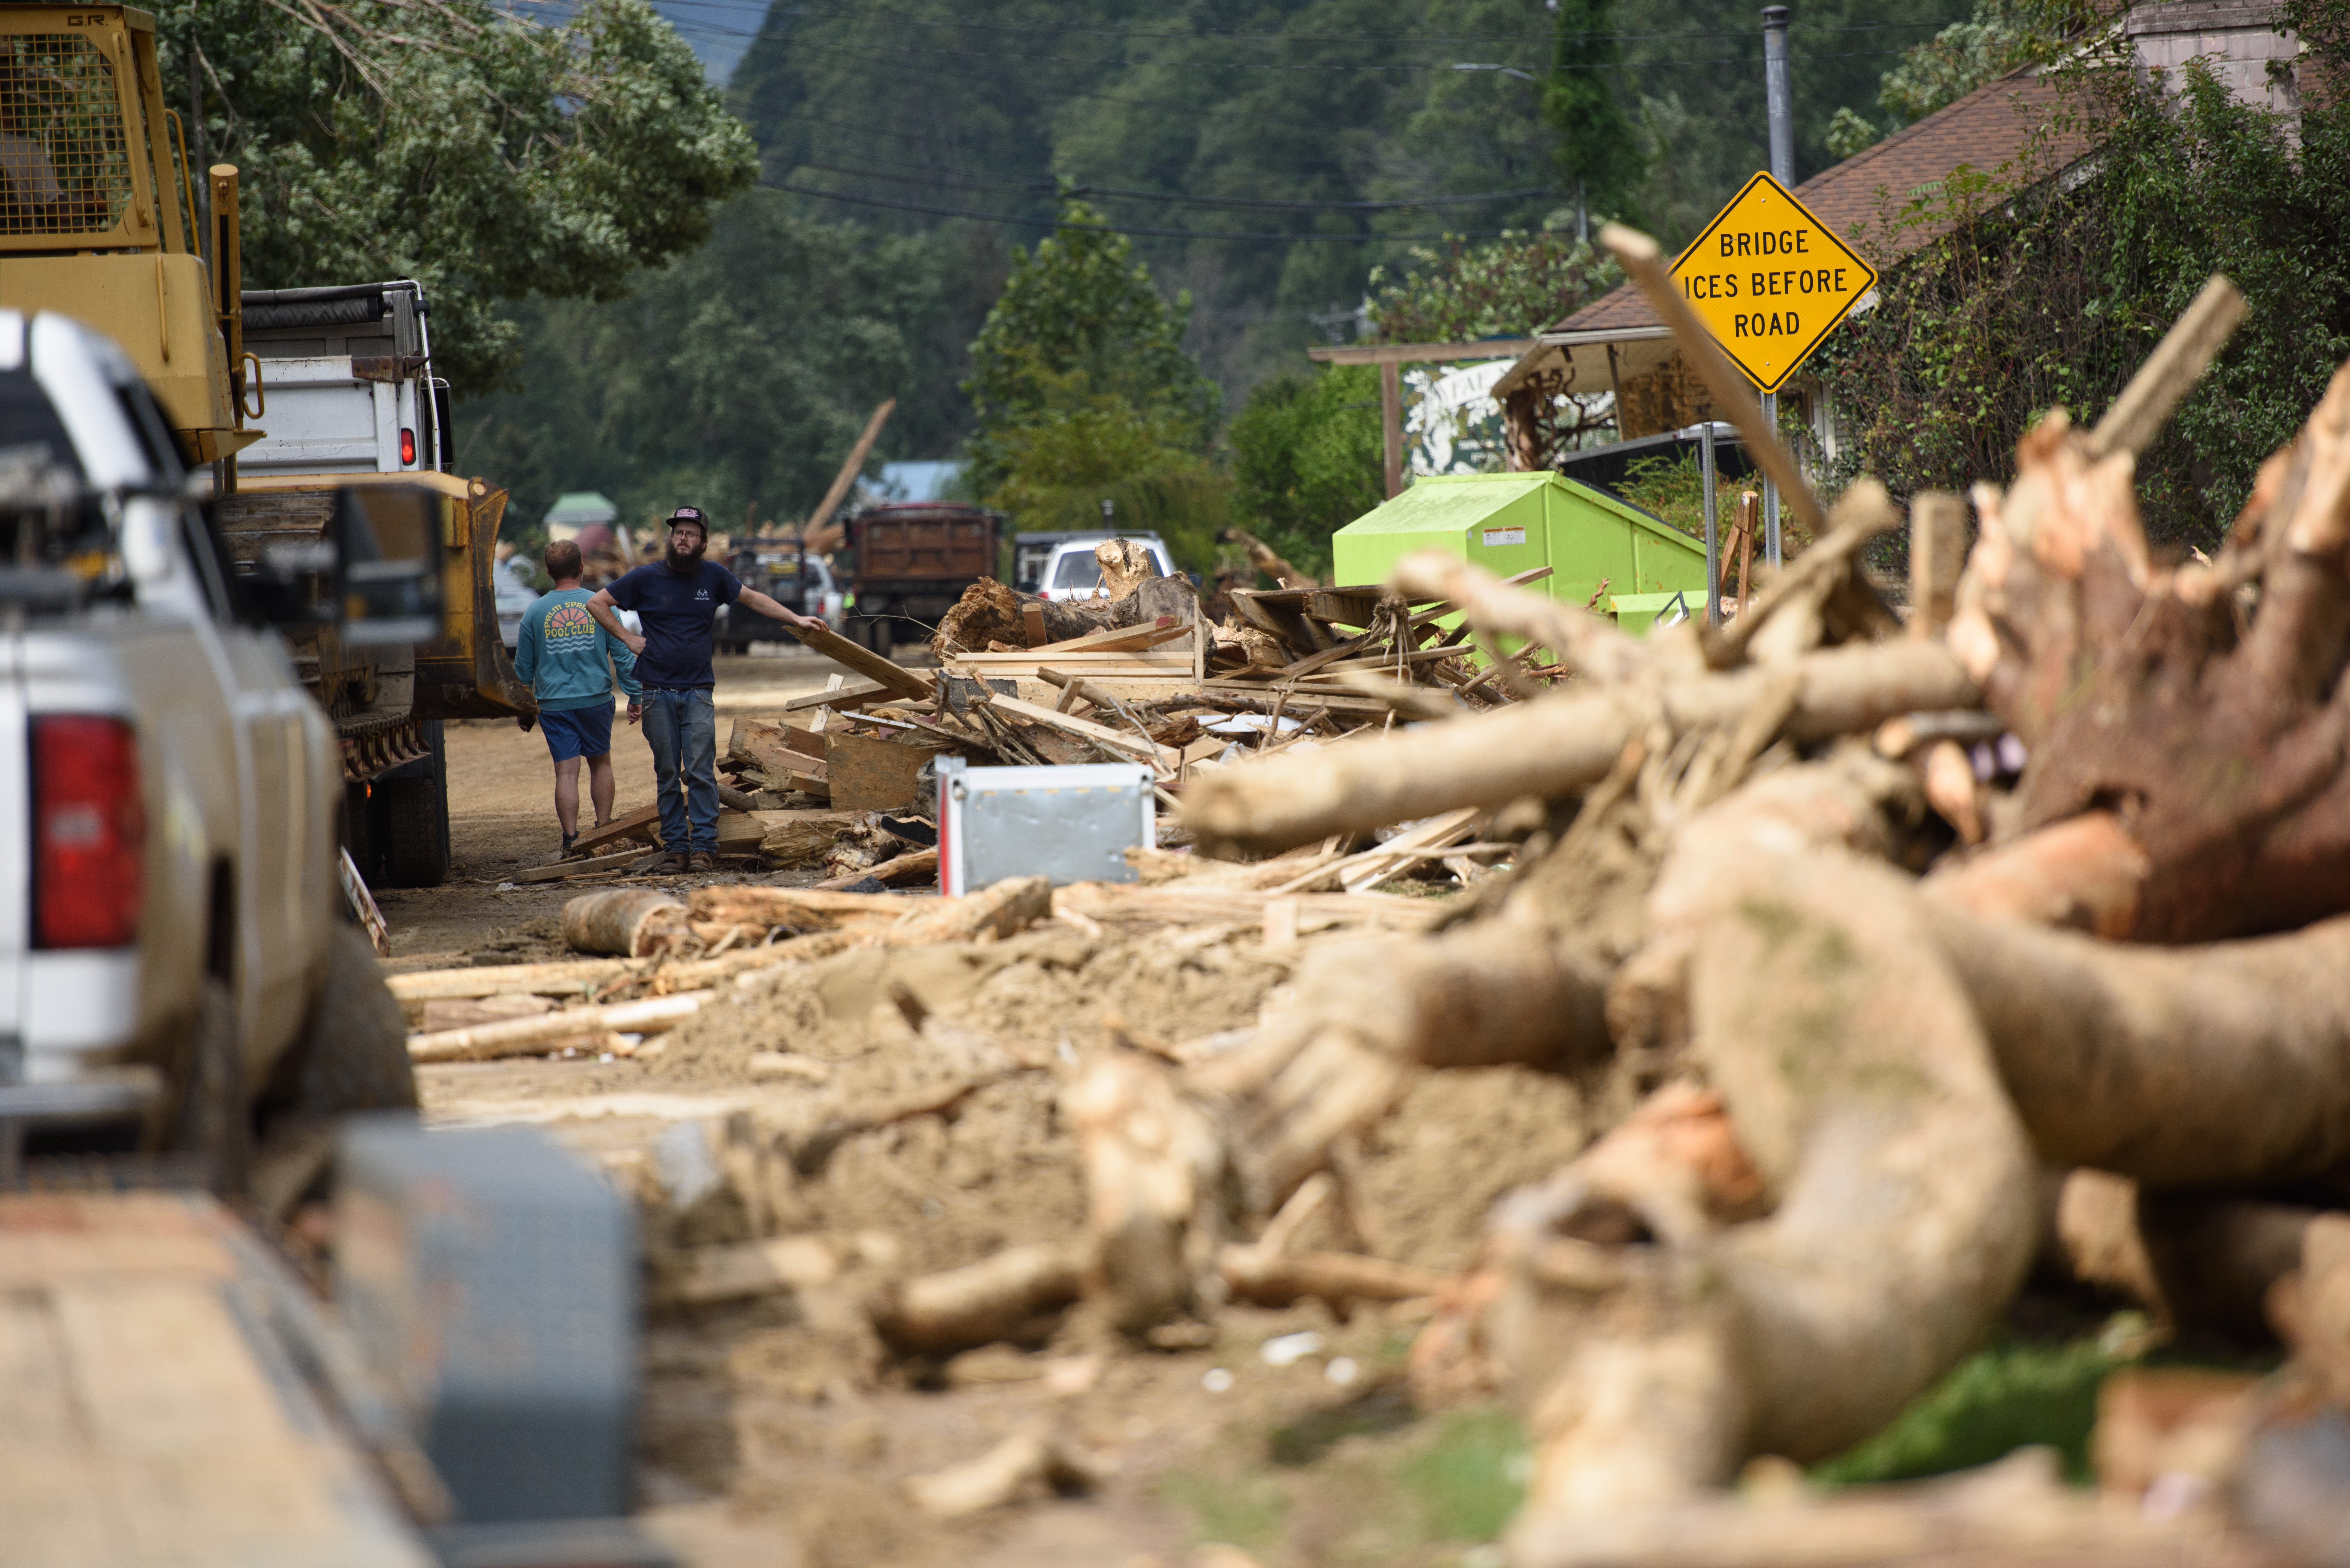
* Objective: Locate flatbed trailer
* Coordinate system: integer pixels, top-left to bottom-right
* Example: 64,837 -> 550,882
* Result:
0,1190 -> 431,1568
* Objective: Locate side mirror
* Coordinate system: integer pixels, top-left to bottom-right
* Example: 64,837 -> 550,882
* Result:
250,484 -> 444,645
334,485 -> 443,645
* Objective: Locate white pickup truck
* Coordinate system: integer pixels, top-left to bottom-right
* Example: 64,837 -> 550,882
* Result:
0,311 -> 419,1183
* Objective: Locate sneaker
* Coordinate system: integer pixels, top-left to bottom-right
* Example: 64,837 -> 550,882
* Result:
562,831 -> 578,858
688,851 -> 718,873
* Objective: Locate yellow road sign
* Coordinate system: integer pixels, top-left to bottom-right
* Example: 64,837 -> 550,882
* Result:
1669,170 -> 1876,393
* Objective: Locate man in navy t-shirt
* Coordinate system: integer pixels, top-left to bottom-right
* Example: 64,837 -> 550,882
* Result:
586,506 -> 821,872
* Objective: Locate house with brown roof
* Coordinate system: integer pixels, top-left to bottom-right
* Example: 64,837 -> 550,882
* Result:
1493,68 -> 2078,471
1492,0 -> 2297,473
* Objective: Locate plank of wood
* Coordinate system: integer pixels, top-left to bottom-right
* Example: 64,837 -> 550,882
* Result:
726,716 -> 829,781
407,992 -> 709,1063
1027,616 -> 1191,655
783,620 -> 936,701
948,650 -> 1195,667
511,847 -> 665,883
780,677 -> 892,713
981,692 -> 1181,771
571,803 -> 660,856
1021,603 -> 1047,644
826,728 -> 945,811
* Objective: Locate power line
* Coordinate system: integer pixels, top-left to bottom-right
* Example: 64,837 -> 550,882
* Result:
760,179 -> 1540,242
778,152 -> 1552,212
650,0 -> 1972,48
754,107 -> 1366,183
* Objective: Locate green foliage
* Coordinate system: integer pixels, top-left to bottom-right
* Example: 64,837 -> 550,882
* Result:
1545,0 -> 1643,225
1826,106 -> 1885,162
1229,365 -> 1385,577
1615,451 -> 1708,538
1368,231 -> 1621,342
1823,46 -> 2350,550
1809,1332 -> 2119,1487
963,195 -> 1226,562
1394,1407 -> 1529,1542
459,193 -> 959,536
1878,0 -> 2050,124
157,0 -> 755,389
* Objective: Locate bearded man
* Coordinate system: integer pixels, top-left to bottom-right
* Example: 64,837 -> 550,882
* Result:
587,506 -> 820,873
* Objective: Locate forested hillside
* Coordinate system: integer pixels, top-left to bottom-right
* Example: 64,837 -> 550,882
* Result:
459,0 -> 1978,537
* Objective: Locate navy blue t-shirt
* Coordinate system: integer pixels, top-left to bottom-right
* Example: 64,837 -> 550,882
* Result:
607,560 -> 742,687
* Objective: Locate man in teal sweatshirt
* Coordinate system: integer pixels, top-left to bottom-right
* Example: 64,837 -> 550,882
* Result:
516,539 -> 643,855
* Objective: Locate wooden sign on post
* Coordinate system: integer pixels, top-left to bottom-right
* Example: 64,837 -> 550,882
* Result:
1668,171 -> 1877,393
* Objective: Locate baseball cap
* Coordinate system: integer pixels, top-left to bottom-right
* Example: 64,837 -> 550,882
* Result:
666,506 -> 707,531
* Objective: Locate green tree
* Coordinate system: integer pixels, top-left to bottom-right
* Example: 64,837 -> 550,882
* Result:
1228,365 -> 1384,576
963,195 -> 1226,561
1368,230 -> 1620,341
1545,0 -> 1642,227
161,0 -> 756,389
461,194 -> 963,535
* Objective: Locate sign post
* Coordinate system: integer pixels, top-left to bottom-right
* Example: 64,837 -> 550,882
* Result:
1667,170 -> 1875,569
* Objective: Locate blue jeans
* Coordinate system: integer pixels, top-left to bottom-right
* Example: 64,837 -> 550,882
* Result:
640,687 -> 718,854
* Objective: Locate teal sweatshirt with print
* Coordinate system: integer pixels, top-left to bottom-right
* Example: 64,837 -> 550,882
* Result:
516,588 -> 642,712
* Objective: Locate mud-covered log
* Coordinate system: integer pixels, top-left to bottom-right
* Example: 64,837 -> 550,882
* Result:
1066,1047 -> 1231,1333
1918,902 -> 2350,1190
1180,640 -> 1975,857
870,1243 -> 1086,1356
561,889 -> 687,957
1492,849 -> 2039,1522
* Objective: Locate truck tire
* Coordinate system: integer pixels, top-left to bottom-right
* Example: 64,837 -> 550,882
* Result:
377,721 -> 450,887
267,922 -> 418,1123
171,977 -> 247,1195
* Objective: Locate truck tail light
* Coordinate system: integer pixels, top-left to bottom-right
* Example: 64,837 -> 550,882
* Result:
31,715 -> 144,949
400,427 -> 417,465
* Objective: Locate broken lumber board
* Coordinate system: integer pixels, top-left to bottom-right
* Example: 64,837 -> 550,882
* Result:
571,803 -> 661,856
511,847 -> 666,883
407,991 -> 709,1062
827,728 -> 952,811
727,716 -> 828,780
780,678 -> 893,714
782,620 -> 936,701
981,692 -> 1182,771
1025,616 -> 1193,655
389,957 -> 633,1002
814,845 -> 939,890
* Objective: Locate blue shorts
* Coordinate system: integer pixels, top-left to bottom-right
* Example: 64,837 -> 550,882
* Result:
539,704 -> 614,762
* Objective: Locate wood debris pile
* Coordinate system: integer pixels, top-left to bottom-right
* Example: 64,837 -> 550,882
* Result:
534,533 -> 1596,891
404,240 -> 2350,1559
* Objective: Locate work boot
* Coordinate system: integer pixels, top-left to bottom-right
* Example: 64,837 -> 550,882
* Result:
688,851 -> 718,873
640,850 -> 686,874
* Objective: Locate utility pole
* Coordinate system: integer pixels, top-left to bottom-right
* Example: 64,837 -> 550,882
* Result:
1760,4 -> 1793,568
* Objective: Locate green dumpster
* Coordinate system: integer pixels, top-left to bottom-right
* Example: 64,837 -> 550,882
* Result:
1329,472 -> 1710,628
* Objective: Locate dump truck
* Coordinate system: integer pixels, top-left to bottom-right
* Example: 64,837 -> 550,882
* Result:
844,500 -> 1004,652
0,4 -> 530,887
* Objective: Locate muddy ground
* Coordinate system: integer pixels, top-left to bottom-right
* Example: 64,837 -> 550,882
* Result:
393,646 -> 1589,1568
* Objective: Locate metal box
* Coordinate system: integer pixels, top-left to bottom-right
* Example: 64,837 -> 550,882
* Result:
937,757 -> 1155,894
335,1119 -> 638,1526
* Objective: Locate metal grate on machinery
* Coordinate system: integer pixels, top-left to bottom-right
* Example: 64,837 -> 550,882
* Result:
0,34 -> 130,236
